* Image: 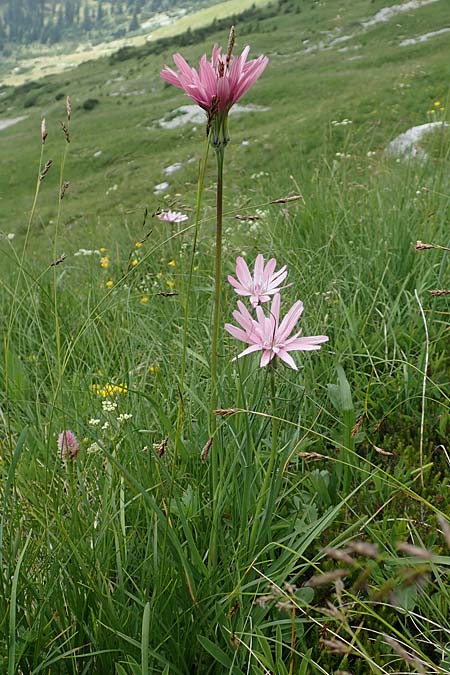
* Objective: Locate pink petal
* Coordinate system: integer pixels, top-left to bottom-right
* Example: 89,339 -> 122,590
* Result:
277,300 -> 304,342
227,275 -> 247,292
263,257 -> 277,281
234,344 -> 263,360
253,254 -> 264,286
173,53 -> 195,79
232,56 -> 268,104
160,67 -> 183,88
224,323 -> 252,344
260,349 -> 274,368
233,301 -> 257,333
284,336 -> 328,351
267,268 -> 288,289
235,256 -> 252,287
277,350 -> 298,370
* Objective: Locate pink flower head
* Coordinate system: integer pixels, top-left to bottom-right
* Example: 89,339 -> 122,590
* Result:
58,430 -> 80,460
160,31 -> 268,145
157,210 -> 188,223
228,254 -> 290,307
225,294 -> 328,370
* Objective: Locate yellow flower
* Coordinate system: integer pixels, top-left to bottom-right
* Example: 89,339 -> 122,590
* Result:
156,272 -> 163,279
140,296 -> 149,303
166,280 -> 175,289
135,241 -> 143,248
149,364 -> 160,373
168,259 -> 176,267
434,101 -> 441,107
131,259 -> 138,266
92,382 -> 128,397
430,109 -> 436,114
99,247 -> 107,253
440,107 -> 445,112
193,265 -> 198,272
106,280 -> 113,287
100,256 -> 109,268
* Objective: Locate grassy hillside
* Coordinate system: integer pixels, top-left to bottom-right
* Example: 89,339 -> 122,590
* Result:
0,0 -> 449,672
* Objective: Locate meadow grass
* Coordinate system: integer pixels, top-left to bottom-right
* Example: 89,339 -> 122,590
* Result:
1,0 -> 450,672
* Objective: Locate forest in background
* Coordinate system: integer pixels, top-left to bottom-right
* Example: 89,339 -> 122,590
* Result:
0,0 -> 213,47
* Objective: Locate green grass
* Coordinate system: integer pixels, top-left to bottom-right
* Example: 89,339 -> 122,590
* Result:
1,0 -> 450,673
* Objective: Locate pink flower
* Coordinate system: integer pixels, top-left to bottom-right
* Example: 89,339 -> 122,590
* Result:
58,430 -> 80,460
156,210 -> 188,223
225,294 -> 328,370
160,33 -> 268,145
228,254 -> 290,307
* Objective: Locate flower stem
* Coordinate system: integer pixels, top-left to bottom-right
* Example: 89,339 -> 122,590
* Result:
249,362 -> 278,550
209,144 -> 224,566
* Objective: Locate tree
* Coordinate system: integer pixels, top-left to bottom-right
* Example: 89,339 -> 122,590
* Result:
129,11 -> 139,32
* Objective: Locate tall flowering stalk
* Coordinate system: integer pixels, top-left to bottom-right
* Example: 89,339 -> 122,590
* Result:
161,30 -> 268,561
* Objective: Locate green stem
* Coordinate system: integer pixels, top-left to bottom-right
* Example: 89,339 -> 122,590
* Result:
175,135 -> 210,448
209,144 -> 225,567
161,136 -> 210,586
249,363 -> 278,550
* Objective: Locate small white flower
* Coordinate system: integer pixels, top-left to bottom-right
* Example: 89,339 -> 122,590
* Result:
102,399 -> 118,412
117,413 -> 133,423
87,442 -> 101,453
89,418 -> 101,426
101,421 -> 110,430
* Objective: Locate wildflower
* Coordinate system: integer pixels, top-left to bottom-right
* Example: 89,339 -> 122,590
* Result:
100,256 -> 109,268
434,101 -> 441,107
160,29 -> 268,147
166,280 -> 175,289
225,294 -> 328,370
149,364 -> 160,373
99,247 -> 107,253
106,280 -> 113,288
117,413 -> 133,423
135,241 -> 143,248
102,399 -> 118,412
168,259 -> 176,267
101,421 -> 110,430
227,254 -> 290,308
74,248 -> 100,256
140,296 -> 149,303
89,418 -> 101,426
131,259 -> 138,267
157,210 -> 188,224
58,430 -> 80,460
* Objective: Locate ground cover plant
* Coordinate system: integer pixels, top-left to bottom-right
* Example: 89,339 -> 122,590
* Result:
0,0 -> 450,672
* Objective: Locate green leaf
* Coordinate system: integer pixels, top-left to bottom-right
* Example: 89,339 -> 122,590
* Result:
198,635 -> 232,669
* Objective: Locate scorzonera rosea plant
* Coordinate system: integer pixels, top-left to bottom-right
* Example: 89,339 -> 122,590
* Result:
161,29 -> 268,561
161,26 -> 268,418
225,254 -> 328,545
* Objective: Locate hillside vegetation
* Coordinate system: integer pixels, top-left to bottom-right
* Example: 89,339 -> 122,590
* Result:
0,0 -> 449,673
0,0 -> 216,46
